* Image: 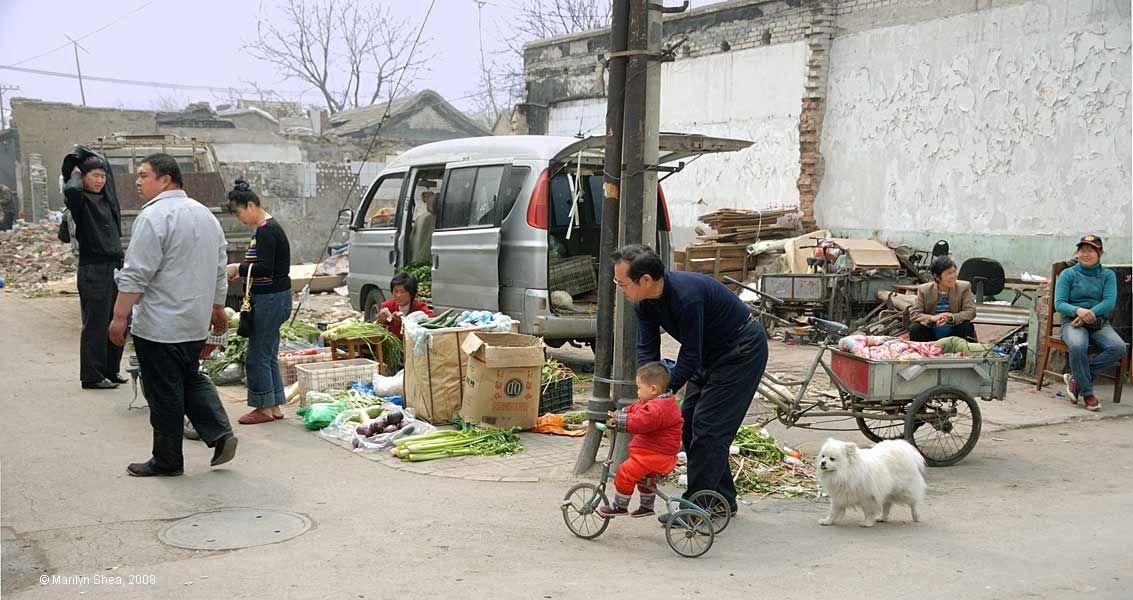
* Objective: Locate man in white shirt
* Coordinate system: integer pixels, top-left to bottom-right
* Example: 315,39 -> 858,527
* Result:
110,153 -> 237,477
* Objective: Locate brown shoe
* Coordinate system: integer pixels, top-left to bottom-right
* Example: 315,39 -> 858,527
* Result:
630,506 -> 656,518
238,410 -> 275,425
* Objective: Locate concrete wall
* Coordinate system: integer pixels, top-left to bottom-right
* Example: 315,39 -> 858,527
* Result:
816,0 -> 1132,275
9,99 -> 156,215
220,160 -> 385,263
526,0 -> 811,249
0,129 -> 18,192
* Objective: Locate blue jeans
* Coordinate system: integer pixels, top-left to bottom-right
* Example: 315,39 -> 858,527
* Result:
1062,322 -> 1126,397
245,290 -> 293,408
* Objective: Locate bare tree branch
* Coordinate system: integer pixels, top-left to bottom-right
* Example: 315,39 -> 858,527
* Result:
245,0 -> 430,114
470,0 -> 609,128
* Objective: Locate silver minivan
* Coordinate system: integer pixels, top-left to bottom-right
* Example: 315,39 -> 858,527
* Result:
344,134 -> 749,346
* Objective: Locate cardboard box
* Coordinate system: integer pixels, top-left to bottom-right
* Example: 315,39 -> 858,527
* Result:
404,328 -> 475,424
460,332 -> 545,430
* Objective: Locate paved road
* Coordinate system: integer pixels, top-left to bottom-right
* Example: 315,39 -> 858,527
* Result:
2,295 -> 1130,599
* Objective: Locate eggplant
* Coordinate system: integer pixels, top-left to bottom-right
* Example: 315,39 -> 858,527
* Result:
385,409 -> 404,427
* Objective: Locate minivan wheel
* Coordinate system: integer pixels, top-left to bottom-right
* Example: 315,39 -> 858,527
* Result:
363,289 -> 384,322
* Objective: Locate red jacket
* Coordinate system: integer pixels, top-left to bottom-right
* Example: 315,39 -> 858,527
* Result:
614,394 -> 683,456
379,298 -> 434,339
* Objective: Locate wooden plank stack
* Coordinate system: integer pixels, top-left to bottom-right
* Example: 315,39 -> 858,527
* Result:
694,208 -> 801,244
674,207 -> 803,287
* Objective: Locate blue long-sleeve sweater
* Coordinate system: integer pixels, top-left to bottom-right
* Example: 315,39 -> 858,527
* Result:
635,270 -> 751,392
1054,263 -> 1117,320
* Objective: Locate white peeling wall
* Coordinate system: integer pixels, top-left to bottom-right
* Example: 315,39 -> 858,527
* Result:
817,0 -> 1132,251
546,42 -> 807,249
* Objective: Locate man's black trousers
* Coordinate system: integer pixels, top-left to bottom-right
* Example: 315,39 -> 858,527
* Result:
681,318 -> 769,511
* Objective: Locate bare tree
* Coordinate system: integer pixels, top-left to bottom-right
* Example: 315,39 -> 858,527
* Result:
149,91 -> 190,112
471,0 -> 610,129
247,0 -> 430,114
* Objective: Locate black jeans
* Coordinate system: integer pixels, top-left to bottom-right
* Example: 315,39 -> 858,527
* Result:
134,336 -> 232,470
909,320 -> 976,342
77,262 -> 124,383
681,318 -> 769,510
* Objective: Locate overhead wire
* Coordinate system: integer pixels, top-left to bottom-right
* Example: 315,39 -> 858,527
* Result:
10,0 -> 158,67
310,0 -> 439,283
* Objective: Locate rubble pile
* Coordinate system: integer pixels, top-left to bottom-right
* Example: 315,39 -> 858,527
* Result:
0,221 -> 77,292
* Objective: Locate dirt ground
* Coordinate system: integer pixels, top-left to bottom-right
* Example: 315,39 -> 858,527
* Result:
3,294 -> 1131,599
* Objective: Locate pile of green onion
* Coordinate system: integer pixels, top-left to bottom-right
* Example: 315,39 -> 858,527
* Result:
391,427 -> 522,462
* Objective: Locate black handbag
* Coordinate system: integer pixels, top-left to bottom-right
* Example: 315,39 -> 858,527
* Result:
237,264 -> 255,337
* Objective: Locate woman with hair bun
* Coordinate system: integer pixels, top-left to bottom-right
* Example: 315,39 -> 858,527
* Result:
225,179 -> 293,425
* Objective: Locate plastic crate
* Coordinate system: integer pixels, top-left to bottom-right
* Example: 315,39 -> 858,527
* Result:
540,378 -> 574,415
296,358 -> 376,399
549,256 -> 597,296
279,347 -> 334,385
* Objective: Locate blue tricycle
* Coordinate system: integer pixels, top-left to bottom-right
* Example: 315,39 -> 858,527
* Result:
560,423 -> 732,558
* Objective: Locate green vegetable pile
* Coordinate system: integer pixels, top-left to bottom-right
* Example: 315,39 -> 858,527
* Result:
399,262 -> 432,299
391,427 -> 522,462
732,426 -> 785,463
280,319 -> 321,342
321,318 -> 403,368
542,359 -> 575,384
418,309 -> 461,329
202,311 -> 323,381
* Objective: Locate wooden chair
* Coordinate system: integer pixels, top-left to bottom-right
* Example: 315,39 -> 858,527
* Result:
1034,261 -> 1129,403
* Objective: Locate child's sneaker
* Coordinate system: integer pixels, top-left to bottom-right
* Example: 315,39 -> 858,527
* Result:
630,506 -> 656,518
1063,374 -> 1078,404
598,505 -> 628,519
1083,395 -> 1100,411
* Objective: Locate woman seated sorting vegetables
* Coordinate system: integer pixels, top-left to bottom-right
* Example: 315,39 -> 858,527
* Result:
225,180 -> 293,425
375,272 -> 434,349
908,257 -> 977,342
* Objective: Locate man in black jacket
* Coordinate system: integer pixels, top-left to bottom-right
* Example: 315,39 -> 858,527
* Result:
62,149 -> 125,389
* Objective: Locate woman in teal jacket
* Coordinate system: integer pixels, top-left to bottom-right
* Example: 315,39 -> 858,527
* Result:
1054,234 -> 1125,411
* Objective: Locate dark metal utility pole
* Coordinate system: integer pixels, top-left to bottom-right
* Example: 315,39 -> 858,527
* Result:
608,0 -> 650,468
576,0 -> 630,475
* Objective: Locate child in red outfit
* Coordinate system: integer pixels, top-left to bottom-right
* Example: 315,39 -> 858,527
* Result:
599,362 -> 683,518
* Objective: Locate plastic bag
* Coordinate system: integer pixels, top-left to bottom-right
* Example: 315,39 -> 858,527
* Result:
304,391 -> 335,405
352,412 -> 435,453
296,399 -> 347,430
320,405 -> 387,441
374,370 -> 404,397
212,363 -> 244,385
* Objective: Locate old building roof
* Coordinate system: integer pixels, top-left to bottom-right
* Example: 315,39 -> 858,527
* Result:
326,90 -> 489,140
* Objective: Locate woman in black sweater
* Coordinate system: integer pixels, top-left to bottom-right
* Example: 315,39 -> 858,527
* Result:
226,180 -> 293,425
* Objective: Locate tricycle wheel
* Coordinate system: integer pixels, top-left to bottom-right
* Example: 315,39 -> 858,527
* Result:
665,509 -> 715,558
855,405 -> 908,443
561,483 -> 610,540
688,490 -> 732,534
904,386 -> 982,467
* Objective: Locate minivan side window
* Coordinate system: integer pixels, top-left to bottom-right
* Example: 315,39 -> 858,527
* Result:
494,166 -> 530,225
359,174 -> 404,229
438,168 -> 476,229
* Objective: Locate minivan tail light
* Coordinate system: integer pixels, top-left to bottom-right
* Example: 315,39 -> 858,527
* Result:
657,184 -> 672,231
526,168 -> 550,230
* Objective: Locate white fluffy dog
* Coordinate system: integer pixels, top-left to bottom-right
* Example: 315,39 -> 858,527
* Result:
816,438 -> 926,527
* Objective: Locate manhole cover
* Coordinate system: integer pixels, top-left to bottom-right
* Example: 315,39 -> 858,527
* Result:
159,509 -> 312,550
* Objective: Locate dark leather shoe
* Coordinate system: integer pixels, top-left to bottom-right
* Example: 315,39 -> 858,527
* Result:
126,459 -> 183,477
211,435 -> 238,467
107,373 -> 130,384
82,379 -> 119,390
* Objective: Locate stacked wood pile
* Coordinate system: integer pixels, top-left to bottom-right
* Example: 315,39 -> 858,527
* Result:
674,207 -> 803,287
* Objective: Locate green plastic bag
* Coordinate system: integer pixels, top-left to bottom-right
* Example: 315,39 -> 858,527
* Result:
297,400 -> 347,430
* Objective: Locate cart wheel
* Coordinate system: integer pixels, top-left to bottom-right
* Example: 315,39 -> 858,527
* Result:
665,509 -> 715,558
561,483 -> 611,540
904,386 -> 982,467
688,490 -> 732,534
855,407 -> 908,443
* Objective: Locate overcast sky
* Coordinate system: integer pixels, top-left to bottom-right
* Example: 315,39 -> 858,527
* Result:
0,0 -> 535,118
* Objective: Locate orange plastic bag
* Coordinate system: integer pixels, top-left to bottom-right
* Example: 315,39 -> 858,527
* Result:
531,413 -> 586,437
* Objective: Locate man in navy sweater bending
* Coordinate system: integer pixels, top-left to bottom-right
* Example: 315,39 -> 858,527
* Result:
612,244 -> 769,519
